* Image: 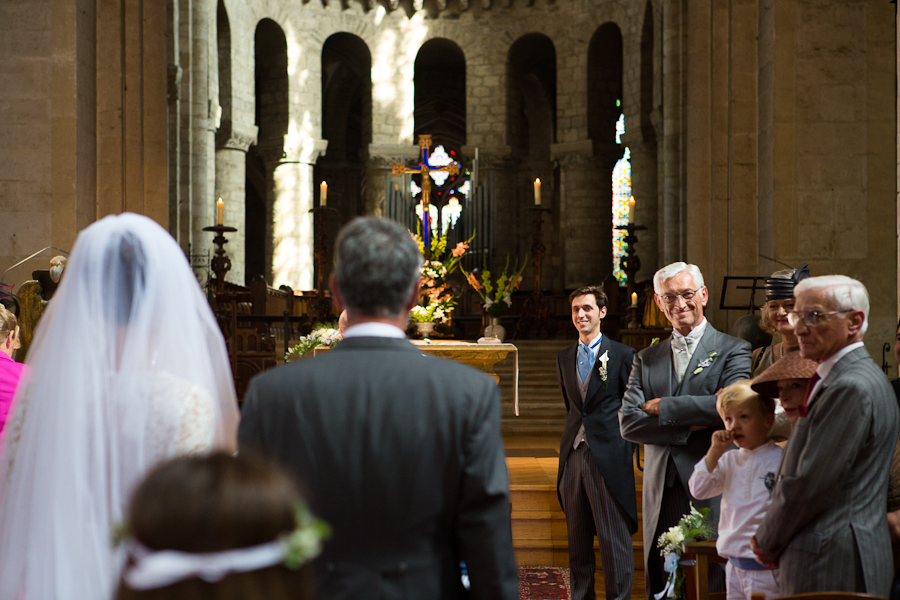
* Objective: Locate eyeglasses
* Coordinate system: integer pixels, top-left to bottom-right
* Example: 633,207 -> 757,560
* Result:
786,309 -> 850,328
659,287 -> 702,305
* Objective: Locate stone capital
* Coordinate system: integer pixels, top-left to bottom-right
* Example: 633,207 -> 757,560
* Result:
551,140 -> 597,170
216,121 -> 258,152
258,136 -> 328,165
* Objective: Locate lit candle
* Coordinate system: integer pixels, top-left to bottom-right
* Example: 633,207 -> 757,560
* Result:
534,179 -> 541,206
628,196 -> 635,222
216,197 -> 224,225
631,292 -> 638,307
320,182 -> 327,207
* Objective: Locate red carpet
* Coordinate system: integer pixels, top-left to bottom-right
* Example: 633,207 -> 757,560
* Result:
519,566 -> 571,600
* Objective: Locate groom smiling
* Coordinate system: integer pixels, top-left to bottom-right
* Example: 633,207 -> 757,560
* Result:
556,286 -> 637,600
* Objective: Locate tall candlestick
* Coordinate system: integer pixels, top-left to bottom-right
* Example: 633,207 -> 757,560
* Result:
216,198 -> 224,225
534,179 -> 541,206
320,182 -> 327,207
628,196 -> 635,222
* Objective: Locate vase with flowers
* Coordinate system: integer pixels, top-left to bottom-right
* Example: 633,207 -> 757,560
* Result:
462,255 -> 527,342
407,228 -> 475,335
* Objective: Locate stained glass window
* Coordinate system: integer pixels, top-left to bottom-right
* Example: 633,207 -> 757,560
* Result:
427,145 -> 453,186
612,108 -> 631,285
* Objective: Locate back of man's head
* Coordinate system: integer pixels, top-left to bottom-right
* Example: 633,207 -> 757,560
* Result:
334,217 -> 423,318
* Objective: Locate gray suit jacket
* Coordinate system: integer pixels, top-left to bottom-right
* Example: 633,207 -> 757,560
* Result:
755,345 -> 900,596
238,336 -> 519,600
618,323 -> 751,563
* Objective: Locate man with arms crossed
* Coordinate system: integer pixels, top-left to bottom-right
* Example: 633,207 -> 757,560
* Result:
239,217 -> 519,600
751,275 -> 899,596
619,262 -> 751,598
557,286 -> 637,600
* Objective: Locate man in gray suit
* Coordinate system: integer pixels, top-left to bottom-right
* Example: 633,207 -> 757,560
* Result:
751,275 -> 899,596
238,217 -> 519,600
619,262 -> 751,599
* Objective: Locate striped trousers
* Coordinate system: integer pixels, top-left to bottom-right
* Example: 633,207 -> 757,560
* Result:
560,442 -> 634,600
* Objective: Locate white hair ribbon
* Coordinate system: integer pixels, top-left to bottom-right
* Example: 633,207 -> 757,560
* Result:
123,539 -> 286,590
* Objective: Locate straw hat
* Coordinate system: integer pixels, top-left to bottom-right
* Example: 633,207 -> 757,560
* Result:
750,350 -> 818,398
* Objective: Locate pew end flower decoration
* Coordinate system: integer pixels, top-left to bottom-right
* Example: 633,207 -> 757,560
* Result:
655,504 -> 715,599
285,322 -> 341,362
462,254 -> 527,318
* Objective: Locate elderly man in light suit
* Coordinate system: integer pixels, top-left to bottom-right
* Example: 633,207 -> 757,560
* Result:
751,275 -> 899,596
619,262 -> 751,599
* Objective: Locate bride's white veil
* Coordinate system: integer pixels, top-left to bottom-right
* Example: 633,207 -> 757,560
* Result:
0,213 -> 239,599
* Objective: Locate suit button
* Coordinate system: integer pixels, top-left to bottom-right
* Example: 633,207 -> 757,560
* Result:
398,562 -> 408,573
582,412 -> 587,417
326,562 -> 336,573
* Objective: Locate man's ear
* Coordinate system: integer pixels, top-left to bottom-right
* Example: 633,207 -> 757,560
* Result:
598,306 -> 608,320
330,274 -> 346,312
699,286 -> 709,307
847,309 -> 865,337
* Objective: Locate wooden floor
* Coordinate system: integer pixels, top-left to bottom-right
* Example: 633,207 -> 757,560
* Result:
505,433 -> 647,600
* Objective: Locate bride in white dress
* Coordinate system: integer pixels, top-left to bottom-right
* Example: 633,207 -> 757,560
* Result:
0,213 -> 240,599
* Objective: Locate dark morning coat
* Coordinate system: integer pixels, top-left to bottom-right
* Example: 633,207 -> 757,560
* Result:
557,335 -> 638,533
238,336 -> 519,600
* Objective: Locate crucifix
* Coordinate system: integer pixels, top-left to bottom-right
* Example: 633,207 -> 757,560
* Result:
391,134 -> 459,257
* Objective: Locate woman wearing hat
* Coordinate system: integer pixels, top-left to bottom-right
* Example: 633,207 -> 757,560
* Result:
750,350 -> 818,435
751,264 -> 811,377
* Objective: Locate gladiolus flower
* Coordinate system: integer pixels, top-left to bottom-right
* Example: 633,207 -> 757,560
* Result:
451,242 -> 468,257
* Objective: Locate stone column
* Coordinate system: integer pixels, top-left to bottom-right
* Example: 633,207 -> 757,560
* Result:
552,140 -> 611,289
214,121 -> 257,285
263,137 -> 327,291
661,0 -> 685,264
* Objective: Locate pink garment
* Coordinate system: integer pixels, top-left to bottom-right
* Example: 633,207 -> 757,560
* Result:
0,353 -> 25,432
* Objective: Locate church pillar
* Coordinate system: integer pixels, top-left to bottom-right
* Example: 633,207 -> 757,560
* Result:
214,121 -> 257,285
661,0 -> 685,264
553,140 -> 613,290
364,143 -> 419,216
262,137 -> 327,290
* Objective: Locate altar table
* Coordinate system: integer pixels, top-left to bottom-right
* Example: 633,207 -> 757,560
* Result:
316,341 -> 520,415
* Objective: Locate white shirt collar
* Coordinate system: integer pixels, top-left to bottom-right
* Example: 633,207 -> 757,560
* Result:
814,340 -> 865,383
579,331 -> 603,350
343,322 -> 407,339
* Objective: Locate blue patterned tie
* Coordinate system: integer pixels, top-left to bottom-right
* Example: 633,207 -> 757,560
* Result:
577,344 -> 592,384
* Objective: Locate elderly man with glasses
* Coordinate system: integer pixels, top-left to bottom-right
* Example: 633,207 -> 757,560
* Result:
619,262 -> 751,599
750,275 -> 899,596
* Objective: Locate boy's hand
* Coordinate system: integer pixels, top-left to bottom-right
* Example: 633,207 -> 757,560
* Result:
703,429 -> 733,472
710,429 -> 734,454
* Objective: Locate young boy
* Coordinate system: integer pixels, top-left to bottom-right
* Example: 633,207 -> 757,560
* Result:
688,379 -> 782,600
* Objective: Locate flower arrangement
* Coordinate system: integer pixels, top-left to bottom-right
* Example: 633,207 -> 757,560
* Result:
655,504 -> 715,599
409,297 -> 457,324
409,229 -> 474,324
462,255 -> 527,318
285,322 -> 341,362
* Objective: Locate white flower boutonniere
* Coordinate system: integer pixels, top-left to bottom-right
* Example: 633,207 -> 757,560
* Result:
692,351 -> 718,375
597,350 -> 610,383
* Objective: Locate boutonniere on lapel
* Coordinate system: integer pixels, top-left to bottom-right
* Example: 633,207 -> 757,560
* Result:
650,337 -> 660,346
597,350 -> 610,383
692,351 -> 718,375
763,472 -> 775,492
